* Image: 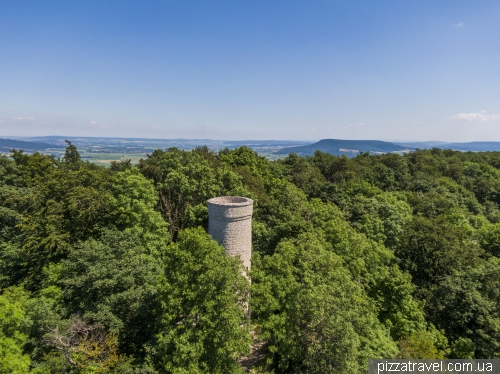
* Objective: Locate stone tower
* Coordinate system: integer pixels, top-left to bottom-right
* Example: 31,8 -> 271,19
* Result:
207,196 -> 253,276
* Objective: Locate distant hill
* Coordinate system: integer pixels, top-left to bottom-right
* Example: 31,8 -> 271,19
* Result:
275,139 -> 412,157
397,141 -> 500,152
0,138 -> 63,152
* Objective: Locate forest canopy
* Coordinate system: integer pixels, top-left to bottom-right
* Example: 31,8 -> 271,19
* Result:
2,144 -> 500,373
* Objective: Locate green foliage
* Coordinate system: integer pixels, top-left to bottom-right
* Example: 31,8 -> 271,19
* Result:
15,161 -> 116,288
0,286 -> 31,373
3,144 -> 500,370
139,148 -> 248,239
275,153 -> 326,198
150,228 -> 251,373
252,232 -> 397,373
219,146 -> 270,179
337,182 -> 412,248
62,140 -> 81,170
479,222 -> 500,256
0,157 -> 27,289
396,215 -> 482,297
425,259 -> 500,358
450,338 -> 475,359
110,168 -> 170,254
61,229 -> 164,355
11,155 -> 167,290
398,329 -> 447,359
369,265 -> 426,339
110,159 -> 133,172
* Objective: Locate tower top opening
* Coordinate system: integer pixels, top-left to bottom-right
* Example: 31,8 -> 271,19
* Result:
207,196 -> 253,207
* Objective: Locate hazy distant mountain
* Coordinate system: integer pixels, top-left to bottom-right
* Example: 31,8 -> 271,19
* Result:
7,136 -> 500,157
397,141 -> 500,152
275,139 -> 412,157
0,138 -> 63,152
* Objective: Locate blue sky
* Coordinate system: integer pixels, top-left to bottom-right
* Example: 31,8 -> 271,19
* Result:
1,0 -> 499,141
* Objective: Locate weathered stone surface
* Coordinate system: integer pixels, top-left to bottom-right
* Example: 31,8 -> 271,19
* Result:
207,196 -> 253,276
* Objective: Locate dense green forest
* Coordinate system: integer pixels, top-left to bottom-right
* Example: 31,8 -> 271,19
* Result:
2,142 -> 500,373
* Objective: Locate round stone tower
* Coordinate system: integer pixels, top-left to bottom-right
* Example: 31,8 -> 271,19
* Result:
207,196 -> 253,276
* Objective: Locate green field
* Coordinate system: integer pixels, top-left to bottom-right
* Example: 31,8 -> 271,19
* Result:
80,152 -> 148,166
80,151 -> 286,165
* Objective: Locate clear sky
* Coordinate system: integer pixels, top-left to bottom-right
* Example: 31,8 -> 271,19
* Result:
1,0 -> 499,141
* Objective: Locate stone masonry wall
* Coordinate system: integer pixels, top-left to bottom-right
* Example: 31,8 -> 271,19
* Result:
207,196 -> 253,275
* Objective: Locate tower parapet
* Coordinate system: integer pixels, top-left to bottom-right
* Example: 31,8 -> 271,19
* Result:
207,196 -> 253,276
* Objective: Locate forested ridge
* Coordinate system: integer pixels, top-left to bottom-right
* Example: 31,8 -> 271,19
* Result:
2,142 -> 500,373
